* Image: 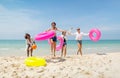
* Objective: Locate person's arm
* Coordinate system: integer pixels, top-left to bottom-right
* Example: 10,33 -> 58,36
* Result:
66,28 -> 73,35
82,32 -> 89,36
65,31 -> 73,36
65,27 -> 76,36
31,38 -> 35,44
68,32 -> 77,36
57,28 -> 64,32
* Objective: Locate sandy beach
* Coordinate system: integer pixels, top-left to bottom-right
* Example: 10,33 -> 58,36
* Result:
0,53 -> 120,78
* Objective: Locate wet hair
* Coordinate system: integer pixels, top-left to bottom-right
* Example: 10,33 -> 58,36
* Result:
51,22 -> 56,26
24,33 -> 31,39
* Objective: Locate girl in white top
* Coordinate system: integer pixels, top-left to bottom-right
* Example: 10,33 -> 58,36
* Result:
47,22 -> 64,57
71,28 -> 89,56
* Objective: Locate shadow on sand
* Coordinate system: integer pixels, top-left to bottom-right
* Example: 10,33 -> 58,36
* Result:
46,57 -> 66,63
96,52 -> 107,55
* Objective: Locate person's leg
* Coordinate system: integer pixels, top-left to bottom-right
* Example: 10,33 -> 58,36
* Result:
61,46 -> 64,57
77,43 -> 80,55
30,48 -> 33,57
79,44 -> 82,56
64,45 -> 67,57
27,48 -> 29,57
53,42 -> 56,57
50,39 -> 53,55
27,45 -> 30,57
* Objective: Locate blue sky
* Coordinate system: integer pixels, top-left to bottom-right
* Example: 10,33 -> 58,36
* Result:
0,0 -> 120,40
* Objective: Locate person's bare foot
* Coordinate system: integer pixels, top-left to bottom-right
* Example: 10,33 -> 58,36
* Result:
54,54 -> 56,57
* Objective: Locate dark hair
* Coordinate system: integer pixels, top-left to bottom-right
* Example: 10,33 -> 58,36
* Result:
77,28 -> 80,30
62,31 -> 66,35
51,22 -> 56,26
62,32 -> 64,35
24,33 -> 30,39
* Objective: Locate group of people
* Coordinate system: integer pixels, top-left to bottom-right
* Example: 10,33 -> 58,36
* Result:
25,22 -> 88,57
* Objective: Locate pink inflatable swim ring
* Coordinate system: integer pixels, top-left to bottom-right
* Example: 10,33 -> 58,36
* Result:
89,28 -> 101,42
48,36 -> 64,51
35,30 -> 55,41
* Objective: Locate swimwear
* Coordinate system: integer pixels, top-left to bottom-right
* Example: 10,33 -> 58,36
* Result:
51,36 -> 57,42
77,40 -> 82,44
63,38 -> 67,46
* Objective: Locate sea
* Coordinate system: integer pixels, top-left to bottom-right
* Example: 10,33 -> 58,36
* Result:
0,40 -> 120,56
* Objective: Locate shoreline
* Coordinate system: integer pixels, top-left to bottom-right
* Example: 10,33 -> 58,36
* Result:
0,51 -> 119,57
0,52 -> 120,78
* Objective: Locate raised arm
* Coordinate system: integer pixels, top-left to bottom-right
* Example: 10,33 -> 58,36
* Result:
67,29 -> 77,36
66,28 -> 73,35
57,28 -> 64,32
82,32 -> 89,36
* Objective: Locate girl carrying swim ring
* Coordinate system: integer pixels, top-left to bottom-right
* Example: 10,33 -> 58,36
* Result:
46,22 -> 64,57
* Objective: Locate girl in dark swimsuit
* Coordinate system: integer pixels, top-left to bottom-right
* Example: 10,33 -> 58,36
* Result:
47,22 -> 64,57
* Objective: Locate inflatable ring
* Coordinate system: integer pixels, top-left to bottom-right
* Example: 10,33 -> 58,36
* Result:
48,36 -> 64,51
25,57 -> 47,67
35,30 -> 55,41
89,28 -> 101,42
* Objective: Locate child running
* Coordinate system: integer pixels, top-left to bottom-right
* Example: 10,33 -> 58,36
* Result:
71,28 -> 89,56
24,33 -> 36,57
46,22 -> 64,57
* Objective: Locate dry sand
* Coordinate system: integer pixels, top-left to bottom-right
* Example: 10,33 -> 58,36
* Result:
0,53 -> 120,78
